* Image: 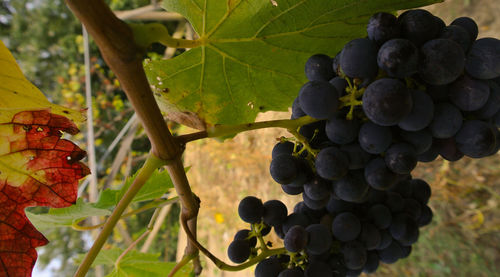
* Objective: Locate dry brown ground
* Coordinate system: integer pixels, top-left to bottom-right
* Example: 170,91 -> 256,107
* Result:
180,0 -> 500,276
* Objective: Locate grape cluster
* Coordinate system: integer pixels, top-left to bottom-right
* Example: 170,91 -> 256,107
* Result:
228,9 -> 500,277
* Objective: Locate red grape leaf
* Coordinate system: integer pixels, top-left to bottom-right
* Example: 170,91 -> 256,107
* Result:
0,109 -> 89,277
0,40 -> 88,276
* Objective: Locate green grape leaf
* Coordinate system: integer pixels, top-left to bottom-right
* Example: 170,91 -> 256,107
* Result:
25,198 -> 111,230
95,169 -> 174,209
146,0 -> 442,125
76,249 -> 192,277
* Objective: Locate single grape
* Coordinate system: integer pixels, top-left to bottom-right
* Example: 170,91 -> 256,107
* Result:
455,120 -> 497,158
284,225 -> 308,252
272,141 -> 295,158
263,200 -> 288,227
449,75 -> 490,112
465,37 -> 500,79
333,170 -> 369,202
234,229 -> 257,247
451,16 -> 478,41
410,179 -> 432,204
397,9 -> 442,46
358,121 -> 392,154
363,251 -> 380,274
418,205 -> 433,227
359,222 -> 382,250
364,157 -> 398,190
362,78 -> 412,126
435,137 -> 464,162
306,224 -> 333,255
419,39 -> 465,85
342,241 -> 368,270
384,143 -> 417,175
429,102 -> 463,138
340,38 -> 379,80
340,143 -> 373,169
367,12 -> 400,45
227,239 -> 251,263
315,147 -> 349,180
238,196 -> 264,223
299,81 -> 339,119
270,154 -> 300,185
332,212 -> 361,242
474,82 -> 500,119
368,204 -> 392,229
304,177 -> 332,201
325,117 -> 359,145
398,90 -> 434,131
305,54 -> 335,82
378,240 -> 403,264
377,38 -> 418,78
255,258 -> 284,277
439,25 -> 472,52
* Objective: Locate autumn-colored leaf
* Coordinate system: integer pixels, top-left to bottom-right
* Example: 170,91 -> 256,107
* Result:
0,40 -> 89,276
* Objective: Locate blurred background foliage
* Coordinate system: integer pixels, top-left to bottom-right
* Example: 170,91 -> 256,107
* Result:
0,0 -> 499,276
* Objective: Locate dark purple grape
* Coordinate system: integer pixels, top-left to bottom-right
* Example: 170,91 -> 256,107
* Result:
439,25 -> 472,52
305,54 -> 335,82
325,117 -> 359,145
368,204 -> 392,229
362,78 -> 412,126
263,200 -> 288,227
429,102 -> 463,138
364,157 -> 398,190
332,212 -> 361,242
398,9 -> 442,46
342,241 -> 367,270
377,38 -> 418,78
227,239 -> 251,263
451,16 -> 478,41
340,38 -> 379,80
255,258 -> 284,277
299,81 -> 339,119
449,75 -> 490,112
398,90 -> 434,131
384,143 -> 417,175
234,229 -> 257,247
455,120 -> 497,158
358,122 -> 392,154
367,12 -> 400,45
315,147 -> 349,180
306,224 -> 332,255
238,196 -> 264,223
419,39 -> 465,85
284,225 -> 308,252
465,38 -> 500,79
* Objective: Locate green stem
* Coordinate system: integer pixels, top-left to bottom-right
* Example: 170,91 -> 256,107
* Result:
168,254 -> 196,277
207,116 -> 317,138
73,154 -> 166,277
176,116 -> 319,145
130,23 -> 203,49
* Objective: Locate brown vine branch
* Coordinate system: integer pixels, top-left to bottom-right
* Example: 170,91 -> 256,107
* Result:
64,0 -> 201,275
